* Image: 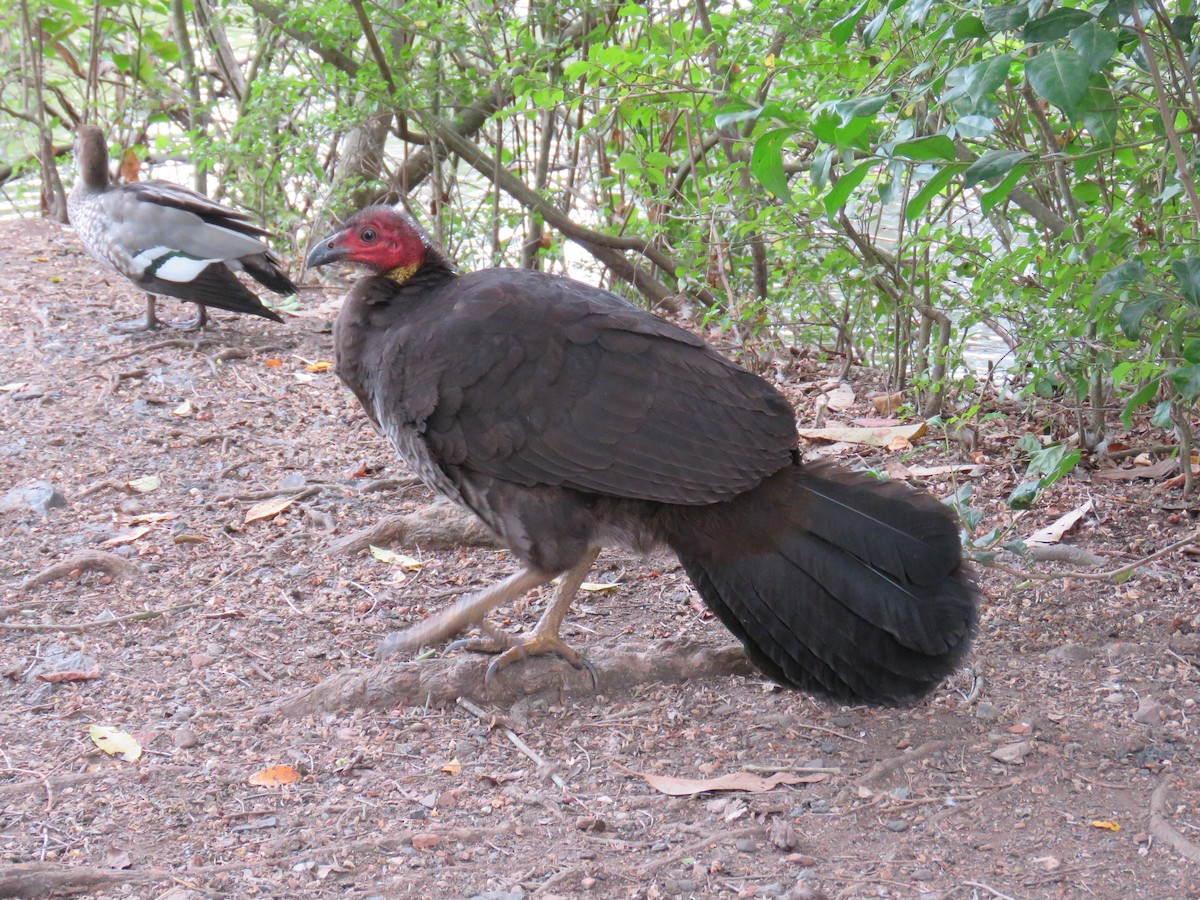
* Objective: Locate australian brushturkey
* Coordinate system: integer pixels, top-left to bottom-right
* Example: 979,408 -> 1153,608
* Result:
307,205 -> 977,705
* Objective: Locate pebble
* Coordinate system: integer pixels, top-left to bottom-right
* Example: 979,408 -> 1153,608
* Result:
173,728 -> 199,750
0,480 -> 66,517
735,837 -> 757,853
885,819 -> 909,832
1049,643 -> 1095,662
1133,698 -> 1166,724
974,701 -> 1000,721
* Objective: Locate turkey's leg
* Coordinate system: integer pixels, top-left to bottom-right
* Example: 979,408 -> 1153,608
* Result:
474,547 -> 601,686
376,565 -> 554,660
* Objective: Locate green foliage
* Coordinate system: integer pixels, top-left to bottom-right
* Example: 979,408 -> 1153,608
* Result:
2,0 -> 1199,470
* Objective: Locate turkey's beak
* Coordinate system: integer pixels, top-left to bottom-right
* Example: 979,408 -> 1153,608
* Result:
306,232 -> 348,269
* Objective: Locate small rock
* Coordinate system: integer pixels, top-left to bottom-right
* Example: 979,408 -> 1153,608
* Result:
580,877 -> 597,890
990,740 -> 1035,765
675,879 -> 697,893
1048,643 -> 1095,662
885,819 -> 909,833
911,868 -> 937,881
974,701 -> 1000,721
575,816 -> 606,833
411,833 -> 441,851
735,837 -> 758,853
1133,698 -> 1166,724
0,481 -> 67,517
189,653 -> 216,670
279,473 -> 306,490
173,728 -> 199,750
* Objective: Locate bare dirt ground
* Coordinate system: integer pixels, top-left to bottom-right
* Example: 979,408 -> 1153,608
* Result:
2,216 -> 1200,900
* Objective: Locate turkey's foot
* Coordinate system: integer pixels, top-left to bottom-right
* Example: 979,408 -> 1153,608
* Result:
450,622 -> 599,688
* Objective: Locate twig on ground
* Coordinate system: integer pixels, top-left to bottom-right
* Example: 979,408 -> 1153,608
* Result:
637,824 -> 765,877
0,602 -> 198,633
326,505 -> 501,556
743,764 -> 842,775
214,485 -> 323,503
984,528 -> 1200,583
531,865 -> 587,897
96,336 -> 220,366
960,881 -> 1018,900
19,550 -> 139,591
794,722 -> 868,745
458,696 -> 567,790
1149,776 -> 1200,863
858,740 -> 960,789
0,763 -> 54,812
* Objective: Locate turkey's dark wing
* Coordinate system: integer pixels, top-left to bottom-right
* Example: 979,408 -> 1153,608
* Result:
392,269 -> 798,505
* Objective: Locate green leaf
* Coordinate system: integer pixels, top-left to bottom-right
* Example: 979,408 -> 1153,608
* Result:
952,16 -> 988,40
891,134 -> 956,161
833,94 -> 890,125
1007,480 -> 1043,510
1171,257 -> 1200,306
979,163 -> 1031,213
955,115 -> 995,139
905,164 -> 966,221
750,128 -> 792,200
983,5 -> 1029,33
1026,49 -> 1091,119
964,55 -> 1012,106
1122,377 -> 1162,429
1170,365 -> 1200,399
713,107 -> 763,129
823,160 -> 874,219
831,0 -> 870,46
963,150 -> 1032,188
1080,76 -> 1119,146
1070,20 -> 1118,73
1094,259 -> 1146,297
1151,400 -> 1174,428
1024,8 -> 1094,43
1117,297 -> 1163,339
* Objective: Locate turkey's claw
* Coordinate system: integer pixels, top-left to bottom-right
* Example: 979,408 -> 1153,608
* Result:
482,632 -> 600,690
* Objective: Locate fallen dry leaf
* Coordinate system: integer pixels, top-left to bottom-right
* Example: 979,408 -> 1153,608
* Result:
797,422 -> 927,448
1091,819 -> 1121,832
369,545 -> 424,570
819,382 -> 856,412
171,399 -> 194,417
125,475 -> 161,493
579,581 -> 622,592
265,359 -> 283,367
871,391 -> 904,415
441,757 -> 463,775
624,767 -> 821,796
89,725 -> 142,762
248,764 -> 301,786
245,495 -> 298,523
101,525 -> 152,547
1027,500 -> 1094,545
1094,458 -> 1177,481
37,666 -> 102,684
305,360 -> 334,373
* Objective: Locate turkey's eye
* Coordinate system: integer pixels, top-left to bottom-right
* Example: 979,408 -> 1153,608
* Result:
361,228 -> 377,242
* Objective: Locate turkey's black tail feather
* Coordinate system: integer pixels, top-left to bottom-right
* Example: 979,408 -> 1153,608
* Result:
665,462 -> 977,705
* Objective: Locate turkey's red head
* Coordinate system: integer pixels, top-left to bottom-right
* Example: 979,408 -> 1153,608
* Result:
307,206 -> 429,279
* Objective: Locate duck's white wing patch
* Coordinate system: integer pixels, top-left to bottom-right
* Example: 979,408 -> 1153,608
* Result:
131,247 -> 220,283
